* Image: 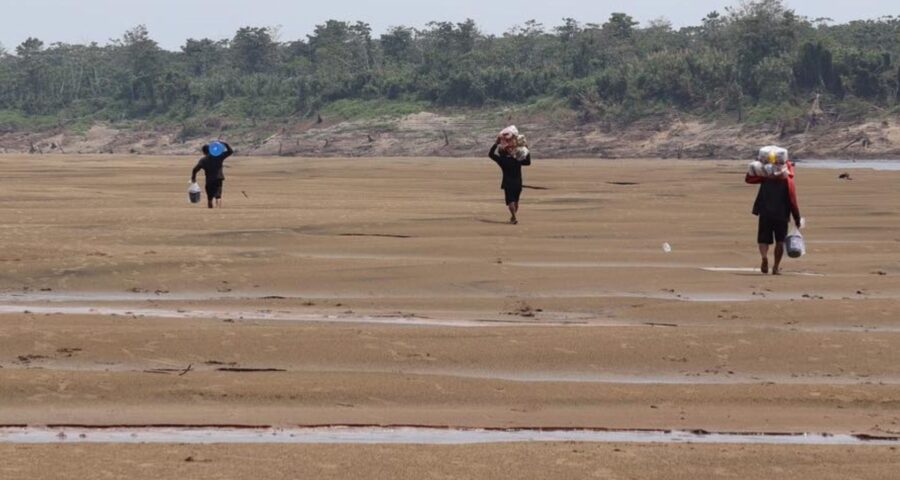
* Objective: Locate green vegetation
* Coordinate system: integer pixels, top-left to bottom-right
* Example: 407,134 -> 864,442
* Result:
320,99 -> 430,120
0,110 -> 58,132
0,0 -> 898,132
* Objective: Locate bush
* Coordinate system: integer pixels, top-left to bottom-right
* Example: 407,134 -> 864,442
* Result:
320,98 -> 429,120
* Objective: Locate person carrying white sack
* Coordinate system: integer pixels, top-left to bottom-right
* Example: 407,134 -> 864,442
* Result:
745,146 -> 802,275
489,126 -> 532,224
747,145 -> 789,178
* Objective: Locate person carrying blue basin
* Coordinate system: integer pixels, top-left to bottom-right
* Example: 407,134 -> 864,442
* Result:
191,141 -> 234,209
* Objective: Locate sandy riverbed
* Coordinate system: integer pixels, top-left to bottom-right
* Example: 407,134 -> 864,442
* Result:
1,155 -> 898,478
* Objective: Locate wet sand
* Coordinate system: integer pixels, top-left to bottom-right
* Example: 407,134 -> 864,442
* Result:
1,155 -> 899,478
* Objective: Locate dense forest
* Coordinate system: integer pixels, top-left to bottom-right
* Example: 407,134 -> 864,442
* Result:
0,0 -> 898,134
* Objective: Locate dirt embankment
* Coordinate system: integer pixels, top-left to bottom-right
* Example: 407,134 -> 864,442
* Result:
1,111 -> 899,159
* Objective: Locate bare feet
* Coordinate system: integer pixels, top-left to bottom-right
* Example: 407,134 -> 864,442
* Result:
761,257 -> 769,274
772,265 -> 781,275
510,216 -> 518,225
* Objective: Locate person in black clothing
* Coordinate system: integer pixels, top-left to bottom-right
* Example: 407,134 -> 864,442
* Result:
747,166 -> 801,275
191,142 -> 234,209
488,140 -> 531,224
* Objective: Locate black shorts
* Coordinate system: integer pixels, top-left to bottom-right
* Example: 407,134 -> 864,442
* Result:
757,216 -> 788,245
206,179 -> 223,199
504,187 -> 522,205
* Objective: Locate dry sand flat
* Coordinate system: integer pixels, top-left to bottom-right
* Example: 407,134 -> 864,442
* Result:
1,155 -> 899,478
4,443 -> 899,480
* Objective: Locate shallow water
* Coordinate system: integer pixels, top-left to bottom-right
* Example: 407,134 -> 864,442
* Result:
505,262 -> 826,277
5,285 -> 885,307
2,302 -> 899,333
0,304 -> 522,328
798,160 -> 900,171
0,291 -> 245,303
423,370 -> 900,385
506,261 -> 696,269
0,303 -> 590,328
1,426 -> 896,446
5,360 -> 898,386
699,267 -> 824,277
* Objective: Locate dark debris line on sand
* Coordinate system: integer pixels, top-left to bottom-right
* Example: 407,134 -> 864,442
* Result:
338,233 -> 413,239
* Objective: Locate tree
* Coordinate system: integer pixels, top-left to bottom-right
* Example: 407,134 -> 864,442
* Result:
231,27 -> 277,74
113,25 -> 163,112
603,13 -> 638,40
554,18 -> 581,43
182,38 -> 227,76
503,20 -> 557,72
16,37 -> 44,57
307,20 -> 377,101
636,18 -> 686,53
753,56 -> 794,102
0,12 -> 896,130
14,38 -> 48,113
381,26 -> 415,65
794,41 -> 841,94
350,21 -> 375,70
838,49 -> 892,99
895,65 -> 900,103
698,11 -> 727,47
725,0 -> 804,97
554,18 -> 591,77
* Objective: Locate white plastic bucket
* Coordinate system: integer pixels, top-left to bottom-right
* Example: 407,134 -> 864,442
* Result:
786,231 -> 805,258
188,182 -> 202,204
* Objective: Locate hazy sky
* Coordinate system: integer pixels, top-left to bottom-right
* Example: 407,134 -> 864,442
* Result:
0,0 -> 896,51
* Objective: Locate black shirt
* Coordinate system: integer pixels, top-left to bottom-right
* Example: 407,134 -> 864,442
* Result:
753,178 -> 798,222
489,144 -> 531,190
192,143 -> 234,184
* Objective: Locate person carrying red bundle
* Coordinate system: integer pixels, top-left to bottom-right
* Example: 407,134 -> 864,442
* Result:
745,146 -> 802,275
